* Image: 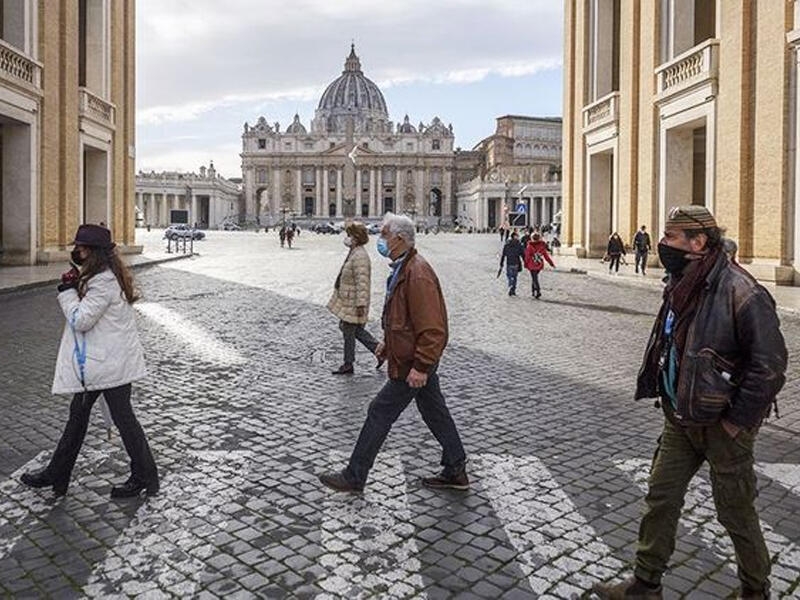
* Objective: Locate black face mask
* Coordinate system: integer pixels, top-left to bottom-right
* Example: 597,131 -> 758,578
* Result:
657,242 -> 690,274
70,249 -> 85,266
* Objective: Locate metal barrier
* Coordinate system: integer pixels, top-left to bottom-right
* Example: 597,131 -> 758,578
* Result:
165,235 -> 194,255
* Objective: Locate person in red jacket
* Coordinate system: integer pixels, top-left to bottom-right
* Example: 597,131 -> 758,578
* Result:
523,232 -> 555,298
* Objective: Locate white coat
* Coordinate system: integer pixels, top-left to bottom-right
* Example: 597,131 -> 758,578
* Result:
52,269 -> 147,395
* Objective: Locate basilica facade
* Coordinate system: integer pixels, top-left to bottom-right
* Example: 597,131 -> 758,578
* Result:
240,45 -> 481,225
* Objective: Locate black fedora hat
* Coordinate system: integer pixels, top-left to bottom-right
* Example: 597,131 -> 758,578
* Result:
71,224 -> 115,249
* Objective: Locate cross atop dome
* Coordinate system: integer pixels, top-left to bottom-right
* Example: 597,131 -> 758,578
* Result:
344,43 -> 361,73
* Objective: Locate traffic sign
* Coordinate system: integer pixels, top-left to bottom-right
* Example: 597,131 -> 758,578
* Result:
516,203 -> 527,213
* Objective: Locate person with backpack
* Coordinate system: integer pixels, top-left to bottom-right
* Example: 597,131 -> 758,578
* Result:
523,232 -> 555,298
498,231 -> 525,296
20,224 -> 158,499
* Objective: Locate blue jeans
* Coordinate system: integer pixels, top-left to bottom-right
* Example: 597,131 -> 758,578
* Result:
345,368 -> 467,486
506,265 -> 519,293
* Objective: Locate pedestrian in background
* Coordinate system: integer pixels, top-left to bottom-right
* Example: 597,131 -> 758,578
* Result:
593,206 -> 787,600
523,232 -> 555,299
328,222 -> 381,375
633,225 -> 652,275
286,226 -> 294,249
499,231 -> 525,296
279,226 -> 286,248
20,224 -> 159,499
606,232 -> 626,274
319,213 -> 468,493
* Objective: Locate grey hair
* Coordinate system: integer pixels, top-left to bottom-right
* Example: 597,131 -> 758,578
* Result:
382,212 -> 416,245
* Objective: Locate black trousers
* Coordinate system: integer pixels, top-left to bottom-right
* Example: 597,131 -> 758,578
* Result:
345,367 -> 466,486
609,254 -> 621,272
47,384 -> 158,486
529,270 -> 541,295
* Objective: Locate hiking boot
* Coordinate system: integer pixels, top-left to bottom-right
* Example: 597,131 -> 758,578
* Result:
421,465 -> 469,491
592,576 -> 663,599
319,470 -> 363,493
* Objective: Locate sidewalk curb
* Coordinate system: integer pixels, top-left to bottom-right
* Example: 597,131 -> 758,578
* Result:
0,253 -> 194,297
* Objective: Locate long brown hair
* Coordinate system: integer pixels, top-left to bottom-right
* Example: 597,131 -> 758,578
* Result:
78,246 -> 140,303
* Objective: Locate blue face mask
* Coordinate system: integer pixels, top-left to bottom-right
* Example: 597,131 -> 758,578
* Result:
376,237 -> 390,257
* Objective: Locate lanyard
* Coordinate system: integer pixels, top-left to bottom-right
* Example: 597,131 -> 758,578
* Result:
70,310 -> 87,388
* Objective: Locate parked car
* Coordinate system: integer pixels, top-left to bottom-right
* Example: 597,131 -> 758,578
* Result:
367,223 -> 381,235
221,221 -> 241,231
164,224 -> 205,241
313,223 -> 337,234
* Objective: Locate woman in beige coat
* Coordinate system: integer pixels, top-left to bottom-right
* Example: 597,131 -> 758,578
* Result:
328,222 -> 381,374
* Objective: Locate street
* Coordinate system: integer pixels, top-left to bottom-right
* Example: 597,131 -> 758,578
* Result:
1,230 -> 799,599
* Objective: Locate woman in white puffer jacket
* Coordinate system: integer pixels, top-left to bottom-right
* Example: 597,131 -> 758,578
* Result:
20,224 -> 158,499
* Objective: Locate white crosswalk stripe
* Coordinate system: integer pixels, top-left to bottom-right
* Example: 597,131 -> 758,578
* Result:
472,453 -> 624,598
616,458 -> 800,596
316,451 -> 427,599
81,450 -> 255,598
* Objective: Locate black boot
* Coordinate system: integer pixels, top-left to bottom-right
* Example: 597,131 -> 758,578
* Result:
332,364 -> 354,375
20,469 -> 68,497
111,476 -> 159,499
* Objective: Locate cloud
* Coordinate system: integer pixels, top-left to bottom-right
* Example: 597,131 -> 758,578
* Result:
136,0 -> 562,109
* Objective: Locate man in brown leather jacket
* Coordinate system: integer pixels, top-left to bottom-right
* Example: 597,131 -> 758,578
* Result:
594,206 -> 787,600
319,212 -> 468,493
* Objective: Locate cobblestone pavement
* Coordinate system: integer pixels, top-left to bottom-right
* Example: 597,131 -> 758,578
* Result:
1,230 -> 799,599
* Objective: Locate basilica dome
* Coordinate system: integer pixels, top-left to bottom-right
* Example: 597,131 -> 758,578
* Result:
312,45 -> 390,134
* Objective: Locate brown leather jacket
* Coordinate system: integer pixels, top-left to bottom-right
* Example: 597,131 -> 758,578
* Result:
381,248 -> 449,380
636,251 -> 787,429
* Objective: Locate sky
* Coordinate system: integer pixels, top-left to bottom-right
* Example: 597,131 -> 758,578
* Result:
135,0 -> 564,180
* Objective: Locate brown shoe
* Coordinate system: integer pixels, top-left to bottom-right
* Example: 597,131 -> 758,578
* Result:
331,364 -> 354,375
592,576 -> 663,599
319,471 -> 363,493
421,465 -> 469,491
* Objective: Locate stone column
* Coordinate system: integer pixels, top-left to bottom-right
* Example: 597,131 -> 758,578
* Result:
323,170 -> 330,217
355,169 -> 362,216
369,169 -> 380,217
189,194 -> 198,227
443,168 -> 453,218
415,170 -> 424,216
316,168 -> 323,217
296,168 -> 302,215
336,169 -> 343,217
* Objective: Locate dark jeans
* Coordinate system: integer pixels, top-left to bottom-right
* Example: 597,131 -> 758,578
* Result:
529,270 -> 541,296
635,417 -> 769,592
339,320 -> 378,365
345,368 -> 467,486
46,384 -> 158,486
635,249 -> 648,273
608,254 -> 621,272
506,265 -> 519,293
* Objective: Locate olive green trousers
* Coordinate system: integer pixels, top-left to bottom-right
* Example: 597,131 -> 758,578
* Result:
634,416 -> 770,593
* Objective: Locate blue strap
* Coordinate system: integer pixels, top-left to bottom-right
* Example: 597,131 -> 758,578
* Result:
69,310 -> 87,388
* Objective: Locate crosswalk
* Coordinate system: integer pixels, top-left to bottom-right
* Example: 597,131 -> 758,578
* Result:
1,450 -> 799,597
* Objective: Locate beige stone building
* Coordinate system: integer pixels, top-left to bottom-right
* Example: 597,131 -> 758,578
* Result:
563,1 -> 800,284
135,162 -> 241,229
0,1 -> 136,265
457,115 -> 562,231
241,45 -> 481,227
